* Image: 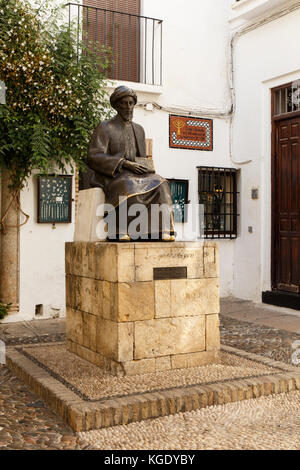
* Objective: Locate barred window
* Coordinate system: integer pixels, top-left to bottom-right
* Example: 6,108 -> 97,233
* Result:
273,82 -> 300,116
198,167 -> 239,239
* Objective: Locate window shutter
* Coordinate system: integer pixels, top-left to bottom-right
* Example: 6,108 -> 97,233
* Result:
83,0 -> 141,82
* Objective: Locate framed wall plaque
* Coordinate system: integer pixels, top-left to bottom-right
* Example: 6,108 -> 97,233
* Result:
37,175 -> 72,223
169,115 -> 213,151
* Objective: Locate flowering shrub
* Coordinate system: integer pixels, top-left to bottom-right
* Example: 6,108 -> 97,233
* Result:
0,302 -> 11,320
0,0 -> 111,191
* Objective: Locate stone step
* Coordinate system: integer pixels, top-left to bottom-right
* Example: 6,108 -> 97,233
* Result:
5,343 -> 300,432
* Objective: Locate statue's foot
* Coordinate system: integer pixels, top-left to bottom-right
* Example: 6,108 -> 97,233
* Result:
119,233 -> 131,242
162,233 -> 175,242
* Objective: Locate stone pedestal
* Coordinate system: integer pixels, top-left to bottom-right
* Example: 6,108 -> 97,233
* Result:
65,241 -> 220,376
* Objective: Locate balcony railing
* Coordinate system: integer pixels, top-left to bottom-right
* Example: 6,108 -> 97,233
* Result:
66,3 -> 163,86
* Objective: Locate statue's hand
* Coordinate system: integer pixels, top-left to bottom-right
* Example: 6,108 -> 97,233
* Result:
123,160 -> 149,174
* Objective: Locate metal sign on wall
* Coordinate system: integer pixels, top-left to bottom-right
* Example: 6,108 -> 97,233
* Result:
37,175 -> 72,223
168,179 -> 189,223
169,115 -> 213,151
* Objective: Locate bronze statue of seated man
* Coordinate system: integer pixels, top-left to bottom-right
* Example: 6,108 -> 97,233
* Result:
87,86 -> 175,241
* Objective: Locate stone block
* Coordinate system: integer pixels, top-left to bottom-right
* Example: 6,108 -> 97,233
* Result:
134,243 -> 205,281
94,243 -> 118,282
80,243 -> 97,279
117,281 -> 155,322
96,319 -> 133,362
117,246 -> 136,283
68,406 -> 84,432
92,243 -> 135,283
82,312 -> 97,352
101,281 -> 118,321
65,243 -> 72,276
154,278 -> 219,318
198,279 -> 220,314
91,280 -> 104,316
102,281 -> 112,319
80,277 -> 95,314
203,244 -> 219,278
66,308 -> 83,345
134,316 -> 205,360
122,358 -> 156,376
73,243 -> 84,277
96,318 -> 117,360
154,280 -> 171,318
155,356 -> 172,372
118,321 -> 134,363
170,349 -> 220,369
67,340 -> 124,375
74,188 -> 106,242
171,278 -> 219,316
206,314 -> 220,350
101,280 -> 155,322
65,274 -> 75,309
170,279 -> 187,317
67,276 -> 97,313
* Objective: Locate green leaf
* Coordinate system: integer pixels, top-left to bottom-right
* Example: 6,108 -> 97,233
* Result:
0,0 -> 111,192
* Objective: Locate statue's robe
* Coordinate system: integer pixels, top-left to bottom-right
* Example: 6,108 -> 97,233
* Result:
87,115 -> 174,238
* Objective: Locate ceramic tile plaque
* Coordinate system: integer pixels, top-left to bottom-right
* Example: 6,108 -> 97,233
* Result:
169,115 -> 213,151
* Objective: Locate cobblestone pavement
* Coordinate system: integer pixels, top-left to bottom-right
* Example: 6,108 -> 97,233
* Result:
1,305 -> 300,450
220,316 -> 300,364
78,391 -> 300,450
0,365 -> 88,450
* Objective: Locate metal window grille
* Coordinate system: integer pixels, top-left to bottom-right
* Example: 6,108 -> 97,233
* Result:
198,167 -> 239,239
273,82 -> 300,116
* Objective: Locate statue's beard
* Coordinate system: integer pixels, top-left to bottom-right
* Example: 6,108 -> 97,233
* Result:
124,114 -> 133,122
118,110 -> 133,123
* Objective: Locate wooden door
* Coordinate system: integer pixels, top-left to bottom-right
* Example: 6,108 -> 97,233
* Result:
273,116 -> 300,292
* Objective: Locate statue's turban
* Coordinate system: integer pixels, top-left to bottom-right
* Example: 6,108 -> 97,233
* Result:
110,86 -> 137,109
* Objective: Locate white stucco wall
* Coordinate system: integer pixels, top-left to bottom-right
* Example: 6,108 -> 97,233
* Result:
141,0 -> 232,111
3,174 -> 75,323
5,173 -> 75,322
230,5 -> 300,301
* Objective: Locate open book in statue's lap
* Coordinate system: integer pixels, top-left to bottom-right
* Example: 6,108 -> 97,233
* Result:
87,86 -> 175,241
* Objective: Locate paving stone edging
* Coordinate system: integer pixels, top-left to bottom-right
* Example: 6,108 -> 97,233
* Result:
5,344 -> 300,432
